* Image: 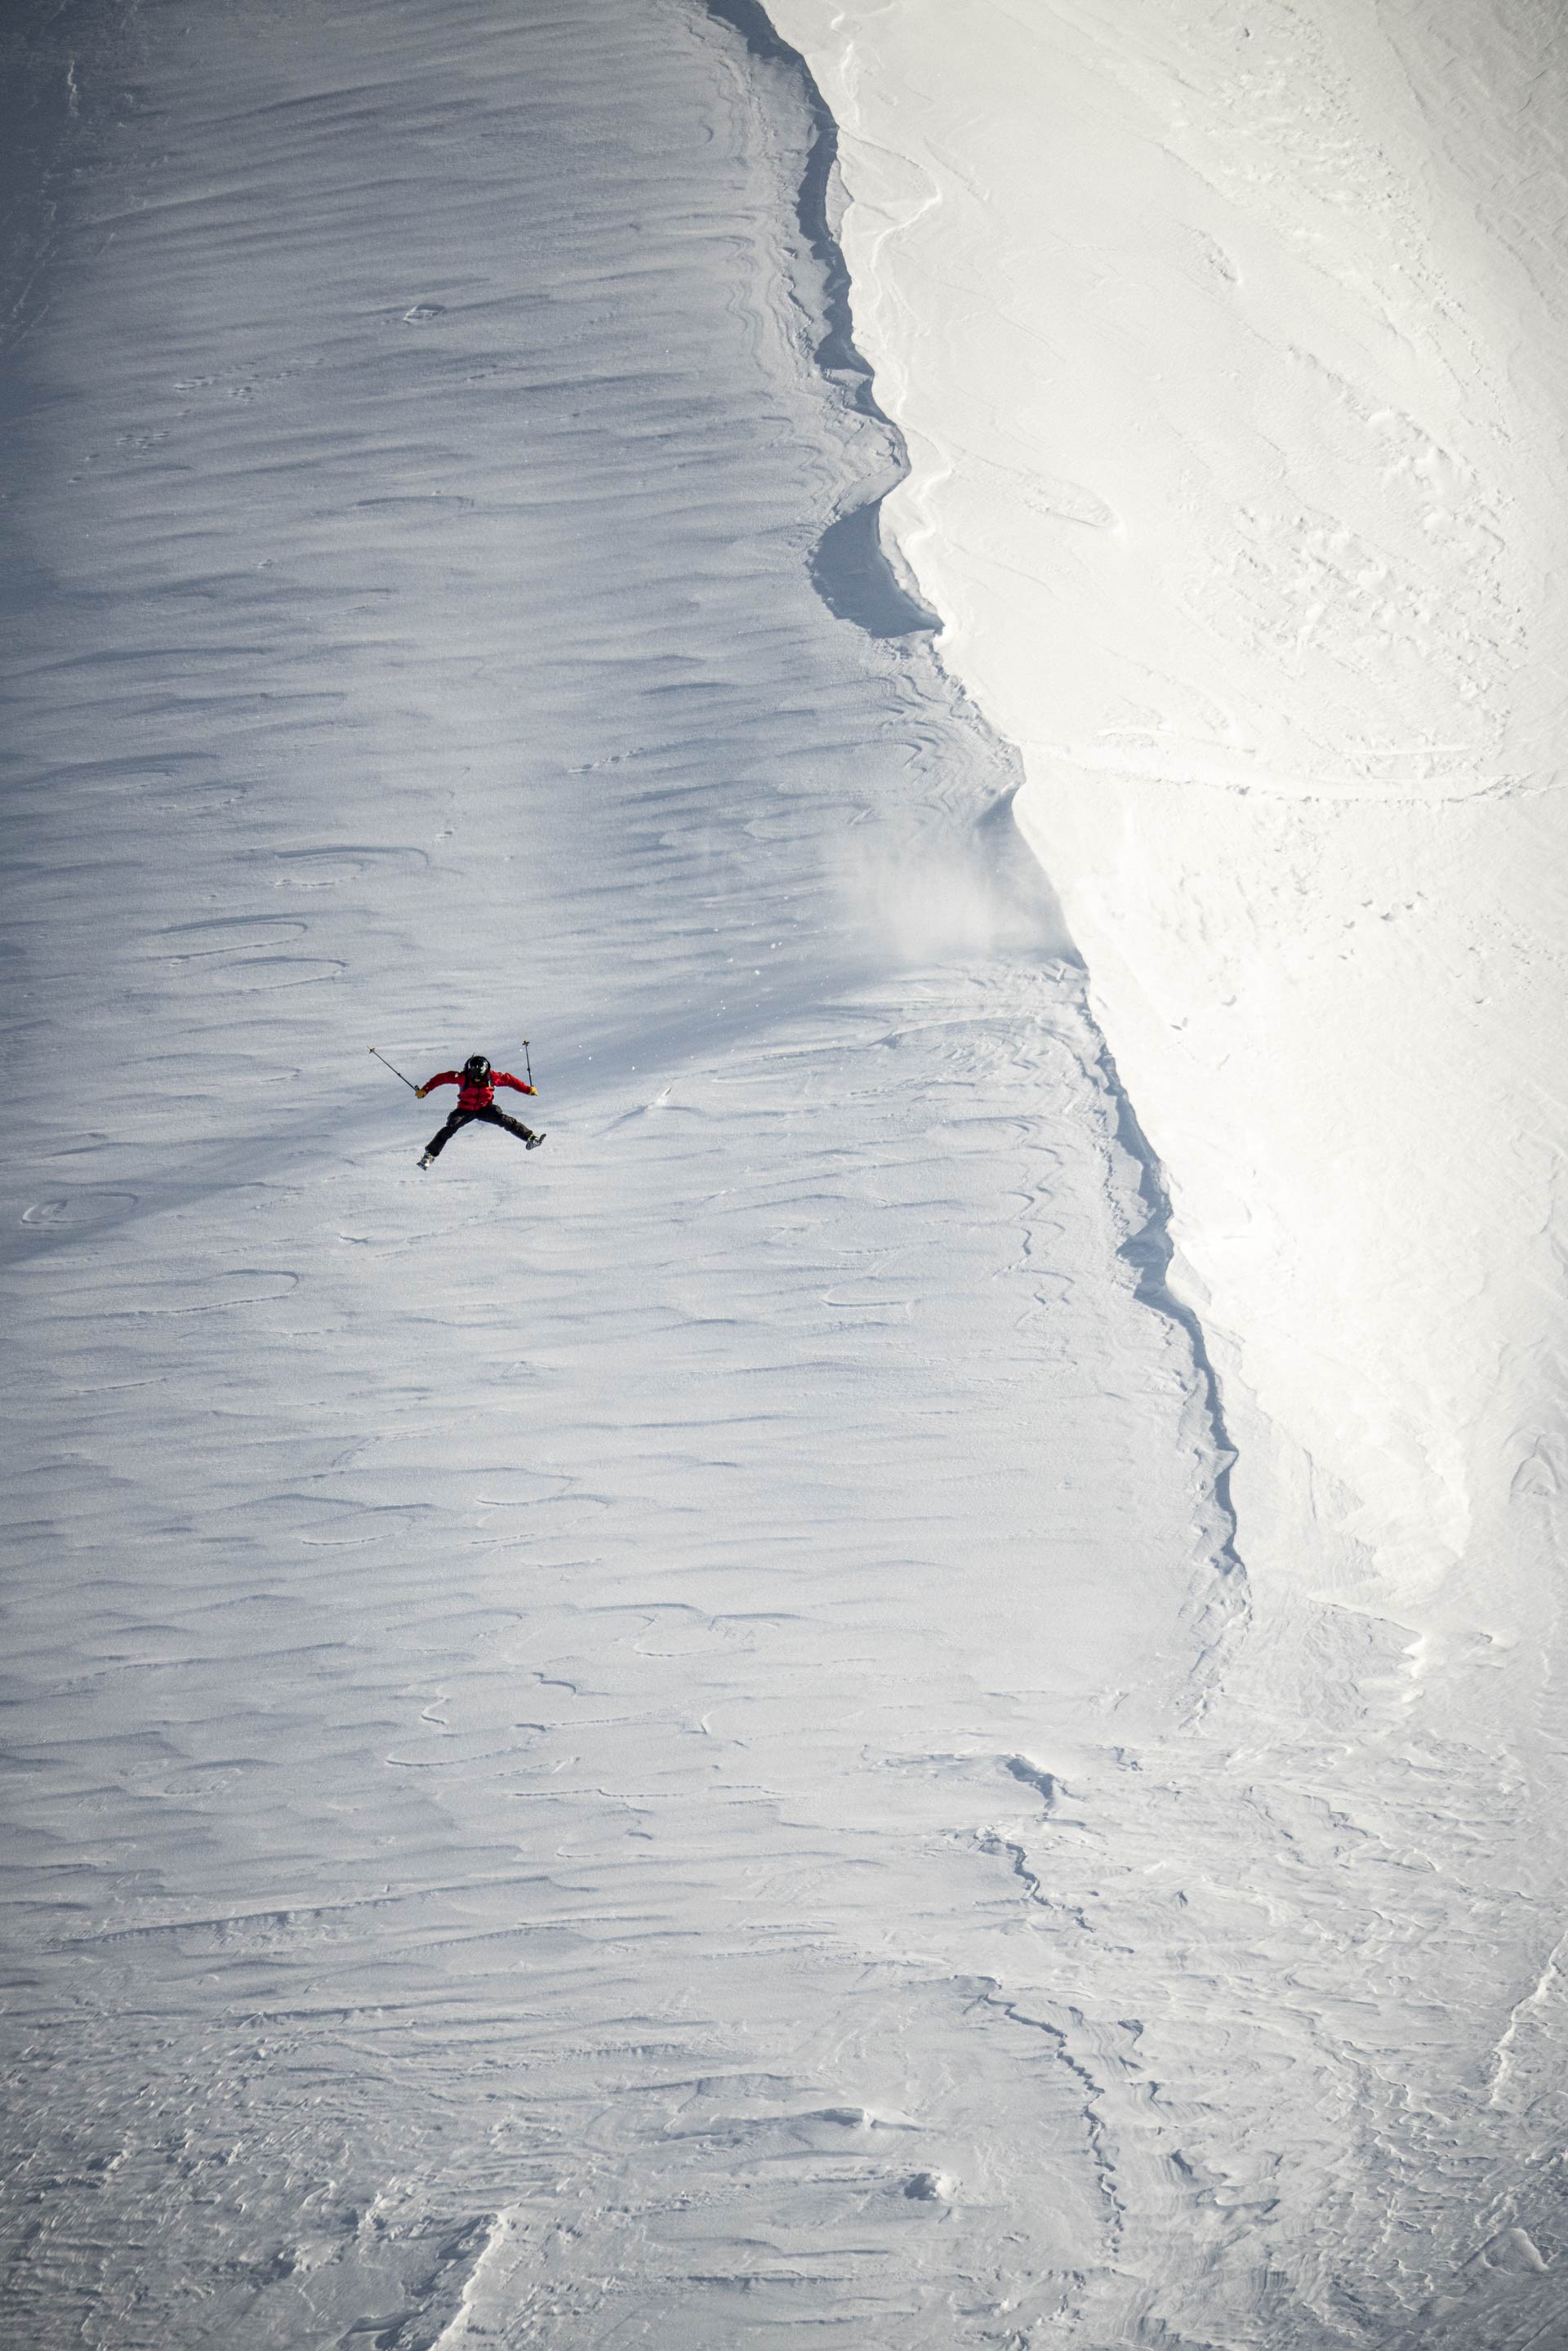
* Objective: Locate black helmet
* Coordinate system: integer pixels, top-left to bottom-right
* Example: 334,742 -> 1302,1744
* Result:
463,1054 -> 492,1083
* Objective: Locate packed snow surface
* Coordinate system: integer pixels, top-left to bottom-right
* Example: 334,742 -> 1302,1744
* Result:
4,2 -> 1568,2347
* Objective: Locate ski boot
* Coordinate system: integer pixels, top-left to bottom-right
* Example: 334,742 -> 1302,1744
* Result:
526,1132 -> 546,1150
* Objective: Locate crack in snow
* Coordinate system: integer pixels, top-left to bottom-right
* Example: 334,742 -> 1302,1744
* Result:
1488,1924 -> 1568,2109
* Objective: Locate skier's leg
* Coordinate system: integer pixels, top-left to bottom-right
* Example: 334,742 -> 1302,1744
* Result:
483,1106 -> 539,1145
425,1109 -> 472,1160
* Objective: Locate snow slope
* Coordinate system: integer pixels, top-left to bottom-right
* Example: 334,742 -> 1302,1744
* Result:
2,2 -> 1230,2343
7,1 -> 1568,2344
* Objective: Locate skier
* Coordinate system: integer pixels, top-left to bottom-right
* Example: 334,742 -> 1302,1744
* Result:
415,1054 -> 544,1169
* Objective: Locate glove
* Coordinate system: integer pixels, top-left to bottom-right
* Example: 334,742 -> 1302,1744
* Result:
416,1084 -> 429,1098
525,1084 -> 537,1096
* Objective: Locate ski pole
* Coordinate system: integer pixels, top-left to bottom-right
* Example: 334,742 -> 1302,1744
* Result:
523,1038 -> 533,1087
369,1045 -> 420,1093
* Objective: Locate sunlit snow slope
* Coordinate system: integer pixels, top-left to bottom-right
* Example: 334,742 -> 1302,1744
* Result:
7,2 -> 1568,2347
769,0 -> 1568,1610
766,0 -> 1568,2339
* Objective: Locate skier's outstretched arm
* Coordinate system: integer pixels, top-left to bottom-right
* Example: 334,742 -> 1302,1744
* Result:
494,1071 -> 538,1098
416,1069 -> 460,1100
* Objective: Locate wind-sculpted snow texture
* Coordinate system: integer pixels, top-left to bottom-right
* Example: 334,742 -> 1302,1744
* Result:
2,2 -> 1223,2344
4,1 -> 1567,2346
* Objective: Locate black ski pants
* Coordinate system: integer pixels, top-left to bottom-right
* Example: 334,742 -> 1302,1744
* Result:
425,1103 -> 537,1158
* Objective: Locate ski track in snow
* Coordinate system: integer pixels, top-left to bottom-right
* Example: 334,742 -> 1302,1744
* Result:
4,2 -> 1568,2347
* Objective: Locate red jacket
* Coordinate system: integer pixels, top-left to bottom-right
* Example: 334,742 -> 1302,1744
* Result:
422,1068 -> 535,1112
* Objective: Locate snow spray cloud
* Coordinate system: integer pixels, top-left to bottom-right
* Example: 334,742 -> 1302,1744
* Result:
832,790 -> 1077,971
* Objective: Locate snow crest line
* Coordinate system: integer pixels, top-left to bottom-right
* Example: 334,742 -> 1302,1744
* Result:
728,0 -> 1248,1607
698,0 -> 938,637
1092,1026 -> 1247,1594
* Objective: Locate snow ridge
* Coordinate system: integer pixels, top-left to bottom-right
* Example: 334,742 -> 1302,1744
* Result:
1090,1029 -> 1248,1611
726,0 -> 1247,1623
700,0 -> 938,637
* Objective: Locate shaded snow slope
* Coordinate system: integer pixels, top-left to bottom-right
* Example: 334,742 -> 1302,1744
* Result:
1,2 -> 1227,2344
